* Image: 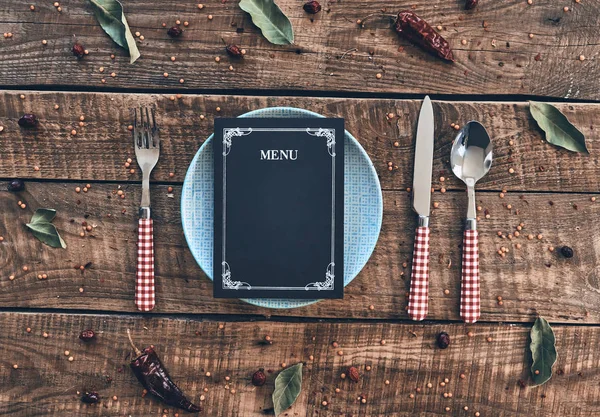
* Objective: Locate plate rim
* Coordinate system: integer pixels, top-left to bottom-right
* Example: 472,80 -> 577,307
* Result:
181,106 -> 383,309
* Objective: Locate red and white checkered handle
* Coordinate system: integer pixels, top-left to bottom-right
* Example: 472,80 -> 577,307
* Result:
135,218 -> 155,311
460,229 -> 480,323
407,226 -> 430,321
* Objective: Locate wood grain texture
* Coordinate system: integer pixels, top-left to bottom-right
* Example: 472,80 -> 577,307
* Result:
0,1 -> 599,98
0,312 -> 599,417
2,182 -> 600,323
1,91 -> 599,192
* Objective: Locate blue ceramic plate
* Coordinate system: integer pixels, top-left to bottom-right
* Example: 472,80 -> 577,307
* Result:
181,107 -> 383,309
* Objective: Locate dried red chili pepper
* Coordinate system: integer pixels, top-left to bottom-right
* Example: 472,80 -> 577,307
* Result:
465,0 -> 479,10
303,0 -> 322,14
127,330 -> 201,413
394,11 -> 454,62
226,44 -> 243,58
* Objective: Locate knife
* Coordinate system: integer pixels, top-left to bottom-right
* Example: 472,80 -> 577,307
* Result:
407,96 -> 434,321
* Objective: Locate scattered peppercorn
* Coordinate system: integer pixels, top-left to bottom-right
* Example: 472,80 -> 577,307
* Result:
72,42 -> 86,59
436,332 -> 450,349
347,366 -> 360,382
79,329 -> 96,342
18,113 -> 37,127
560,246 -> 574,258
167,26 -> 183,38
8,179 -> 25,192
226,44 -> 243,57
465,0 -> 478,9
81,391 -> 100,404
303,0 -> 322,14
251,369 -> 266,386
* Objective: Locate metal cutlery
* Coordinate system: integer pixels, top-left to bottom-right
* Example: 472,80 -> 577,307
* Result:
450,121 -> 493,323
407,96 -> 434,321
133,107 -> 160,311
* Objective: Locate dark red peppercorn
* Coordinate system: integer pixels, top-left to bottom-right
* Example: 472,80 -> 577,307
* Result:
167,26 -> 183,38
465,0 -> 479,10
560,246 -> 574,258
8,179 -> 25,192
394,11 -> 454,62
251,369 -> 266,386
347,366 -> 360,382
436,331 -> 450,349
18,113 -> 37,128
81,391 -> 100,404
303,0 -> 322,14
72,42 -> 85,59
226,44 -> 243,58
79,329 -> 96,342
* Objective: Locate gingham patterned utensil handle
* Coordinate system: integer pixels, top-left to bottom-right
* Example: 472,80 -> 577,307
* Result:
460,229 -> 480,323
407,226 -> 430,321
136,218 -> 155,311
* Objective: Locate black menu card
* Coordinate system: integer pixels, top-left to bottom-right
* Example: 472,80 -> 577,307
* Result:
213,118 -> 344,299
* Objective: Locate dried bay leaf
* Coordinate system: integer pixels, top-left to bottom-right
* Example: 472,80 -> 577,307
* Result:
239,0 -> 294,45
272,363 -> 302,416
89,0 -> 140,63
26,208 -> 67,249
529,316 -> 557,386
529,101 -> 588,154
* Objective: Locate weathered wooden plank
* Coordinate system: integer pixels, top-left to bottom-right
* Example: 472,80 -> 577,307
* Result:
0,91 -> 598,192
2,182 -> 599,323
0,312 -> 599,417
0,1 -> 599,99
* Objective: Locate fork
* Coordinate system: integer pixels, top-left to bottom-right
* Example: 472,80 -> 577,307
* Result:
133,107 -> 160,311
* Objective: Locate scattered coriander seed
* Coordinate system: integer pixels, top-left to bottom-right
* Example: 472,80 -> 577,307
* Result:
135,31 -> 141,37
110,54 -> 115,59
169,172 -> 175,177
163,72 -> 169,78
309,355 -> 314,360
42,39 -> 47,45
361,398 -> 367,404
440,382 -> 446,387
20,94 -> 25,99
563,6 -> 569,12
54,104 -> 60,109
537,234 -> 543,240
385,380 -> 390,385
509,140 -> 514,145
43,332 -> 48,338
79,232 -> 85,237
443,392 -> 449,398
37,274 -> 43,280
509,168 -> 515,174
366,365 -> 372,371
20,203 -> 26,209
467,331 -> 474,337
529,33 -> 534,39
205,372 -> 211,377
464,406 -> 469,411
13,364 -> 18,369
337,350 -> 343,356
57,6 -> 62,11
54,1 -> 59,5
84,50 -> 89,55
376,73 -> 382,79
486,336 -> 493,342
444,289 -> 450,295
437,25 -> 443,30
111,72 -> 116,78
409,393 -> 415,399
130,169 -> 135,174
281,362 -> 287,367
112,395 -> 118,401
434,202 -> 440,208
170,96 -> 176,101
140,35 -> 144,40
535,369 -> 540,375
460,373 -> 466,379
22,266 -> 28,271
215,57 -> 220,62
200,395 -> 206,401
184,21 -> 189,27
241,49 -> 246,55
170,56 -> 176,62
229,65 -> 234,71
427,383 -> 433,388
34,166 -> 40,171
167,186 -> 174,193
591,196 -> 596,202
101,79 -> 106,83
30,5 -> 35,10
444,378 -> 449,383
475,413 -> 480,417
440,187 -> 446,193
64,350 -> 70,356
69,356 -> 74,361
208,14 -> 213,20
527,0 -> 532,3
198,3 -> 204,8
507,204 -> 512,209
179,78 -> 185,84
42,274 -> 47,279
368,304 -> 375,310
340,373 -> 346,379
445,407 -> 451,412
579,55 -> 586,61
216,107 -> 221,112
380,339 -> 386,345
461,39 -> 467,45
322,401 -> 328,406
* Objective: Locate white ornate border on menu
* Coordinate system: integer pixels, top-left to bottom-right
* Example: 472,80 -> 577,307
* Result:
221,127 -> 337,291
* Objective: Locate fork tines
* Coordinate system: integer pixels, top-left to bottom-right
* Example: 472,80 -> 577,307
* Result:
133,107 -> 159,149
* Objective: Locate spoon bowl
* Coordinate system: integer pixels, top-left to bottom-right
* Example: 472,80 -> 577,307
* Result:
450,121 -> 493,186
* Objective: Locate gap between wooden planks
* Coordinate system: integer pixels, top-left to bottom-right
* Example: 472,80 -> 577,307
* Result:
1,182 -> 599,323
1,312 -> 599,417
0,91 -> 599,192
1,1 -> 599,99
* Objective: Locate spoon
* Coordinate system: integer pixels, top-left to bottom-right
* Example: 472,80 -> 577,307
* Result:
450,121 -> 493,324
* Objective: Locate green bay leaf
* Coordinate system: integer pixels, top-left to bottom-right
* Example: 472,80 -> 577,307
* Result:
239,0 -> 294,45
88,0 -> 140,63
530,316 -> 557,386
529,101 -> 588,154
30,208 -> 57,224
26,222 -> 67,249
272,363 -> 302,416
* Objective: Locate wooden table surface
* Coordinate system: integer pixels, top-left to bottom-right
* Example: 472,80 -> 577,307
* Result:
1,1 -> 600,416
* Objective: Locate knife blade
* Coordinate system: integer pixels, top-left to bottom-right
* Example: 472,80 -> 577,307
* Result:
407,96 -> 434,321
412,96 -> 434,218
